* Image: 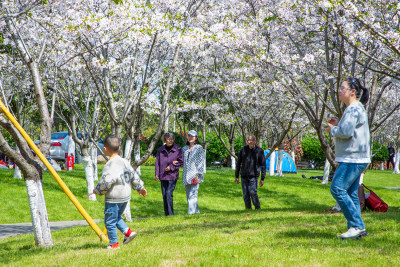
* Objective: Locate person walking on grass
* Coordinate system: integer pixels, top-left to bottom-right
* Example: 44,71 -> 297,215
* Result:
387,145 -> 395,170
325,77 -> 370,240
180,130 -> 205,214
155,132 -> 184,216
235,135 -> 266,210
89,135 -> 147,249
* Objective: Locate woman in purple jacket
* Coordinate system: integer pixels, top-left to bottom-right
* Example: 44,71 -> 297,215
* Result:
155,133 -> 184,216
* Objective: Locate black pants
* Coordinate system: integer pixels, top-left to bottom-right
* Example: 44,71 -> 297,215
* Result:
241,177 -> 260,209
161,180 -> 177,216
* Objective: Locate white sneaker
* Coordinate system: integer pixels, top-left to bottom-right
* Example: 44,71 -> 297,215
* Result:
337,227 -> 368,239
123,232 -> 137,245
331,202 -> 341,212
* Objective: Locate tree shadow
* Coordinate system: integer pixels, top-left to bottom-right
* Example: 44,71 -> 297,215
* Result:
275,229 -> 333,239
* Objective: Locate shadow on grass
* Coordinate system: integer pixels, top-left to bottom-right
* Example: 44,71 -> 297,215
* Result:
135,185 -> 331,216
140,212 -> 300,234
276,229 -> 333,239
0,239 -> 54,265
72,243 -> 103,250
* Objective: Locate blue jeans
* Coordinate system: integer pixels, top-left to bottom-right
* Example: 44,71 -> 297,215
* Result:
104,202 -> 129,245
161,180 -> 177,216
185,184 -> 200,214
330,163 -> 367,229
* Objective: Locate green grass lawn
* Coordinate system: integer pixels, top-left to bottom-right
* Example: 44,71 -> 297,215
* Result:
0,166 -> 399,266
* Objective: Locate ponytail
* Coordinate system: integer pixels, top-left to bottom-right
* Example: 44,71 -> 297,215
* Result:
347,77 -> 369,105
359,85 -> 369,105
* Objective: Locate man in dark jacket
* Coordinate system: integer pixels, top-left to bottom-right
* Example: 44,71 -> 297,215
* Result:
387,145 -> 395,170
235,135 -> 266,209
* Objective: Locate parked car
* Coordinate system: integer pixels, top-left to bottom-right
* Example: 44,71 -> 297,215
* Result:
50,132 -> 69,160
34,132 -> 104,162
33,132 -> 68,161
211,161 -> 224,167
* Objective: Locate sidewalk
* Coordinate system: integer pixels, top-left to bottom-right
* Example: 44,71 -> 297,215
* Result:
0,220 -> 102,240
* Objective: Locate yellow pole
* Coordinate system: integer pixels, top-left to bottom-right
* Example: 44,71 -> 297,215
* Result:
0,98 -> 108,243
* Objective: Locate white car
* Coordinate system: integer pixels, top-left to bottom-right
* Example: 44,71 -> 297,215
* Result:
33,132 -> 69,161
34,132 -> 104,161
50,132 -> 69,160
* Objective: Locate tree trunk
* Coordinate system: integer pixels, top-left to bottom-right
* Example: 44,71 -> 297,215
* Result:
25,179 -> 53,247
291,150 -> 295,163
393,152 -> 400,174
91,145 -> 98,181
123,142 -> 140,222
321,158 -> 331,184
0,124 -> 53,248
231,156 -> 236,170
134,140 -> 141,175
173,114 -> 176,132
203,149 -> 207,173
82,153 -> 96,201
75,145 -> 82,164
5,13 -> 53,247
123,139 -> 142,220
124,137 -> 132,161
276,149 -> 283,177
316,127 -> 336,171
114,123 -> 124,157
14,147 -> 22,179
228,135 -> 235,170
269,150 -> 276,176
67,134 -> 75,156
380,162 -> 384,170
290,140 -> 297,163
201,123 -> 207,173
14,164 -> 22,179
113,123 -> 123,140
28,62 -> 52,158
164,105 -> 169,133
123,200 -> 132,222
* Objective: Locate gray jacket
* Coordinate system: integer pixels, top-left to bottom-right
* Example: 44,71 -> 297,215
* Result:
94,155 -> 144,203
182,144 -> 205,185
331,101 -> 371,163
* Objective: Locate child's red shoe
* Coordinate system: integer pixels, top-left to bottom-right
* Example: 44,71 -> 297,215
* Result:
106,242 -> 120,249
123,232 -> 137,245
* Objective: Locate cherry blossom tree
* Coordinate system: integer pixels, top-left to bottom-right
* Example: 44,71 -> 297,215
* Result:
0,0 -> 60,247
259,0 -> 400,171
54,68 -> 109,200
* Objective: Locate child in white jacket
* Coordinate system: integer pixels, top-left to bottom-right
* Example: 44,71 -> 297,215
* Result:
89,135 -> 146,249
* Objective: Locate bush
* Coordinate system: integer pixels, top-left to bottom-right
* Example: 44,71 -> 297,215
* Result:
200,133 -> 255,165
2,130 -> 15,148
301,135 -> 325,167
372,141 -> 389,163
142,156 -> 156,166
198,132 -> 227,164
139,139 -> 148,157
234,136 -> 244,155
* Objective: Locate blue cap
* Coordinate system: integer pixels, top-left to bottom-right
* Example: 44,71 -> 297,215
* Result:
188,130 -> 198,136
